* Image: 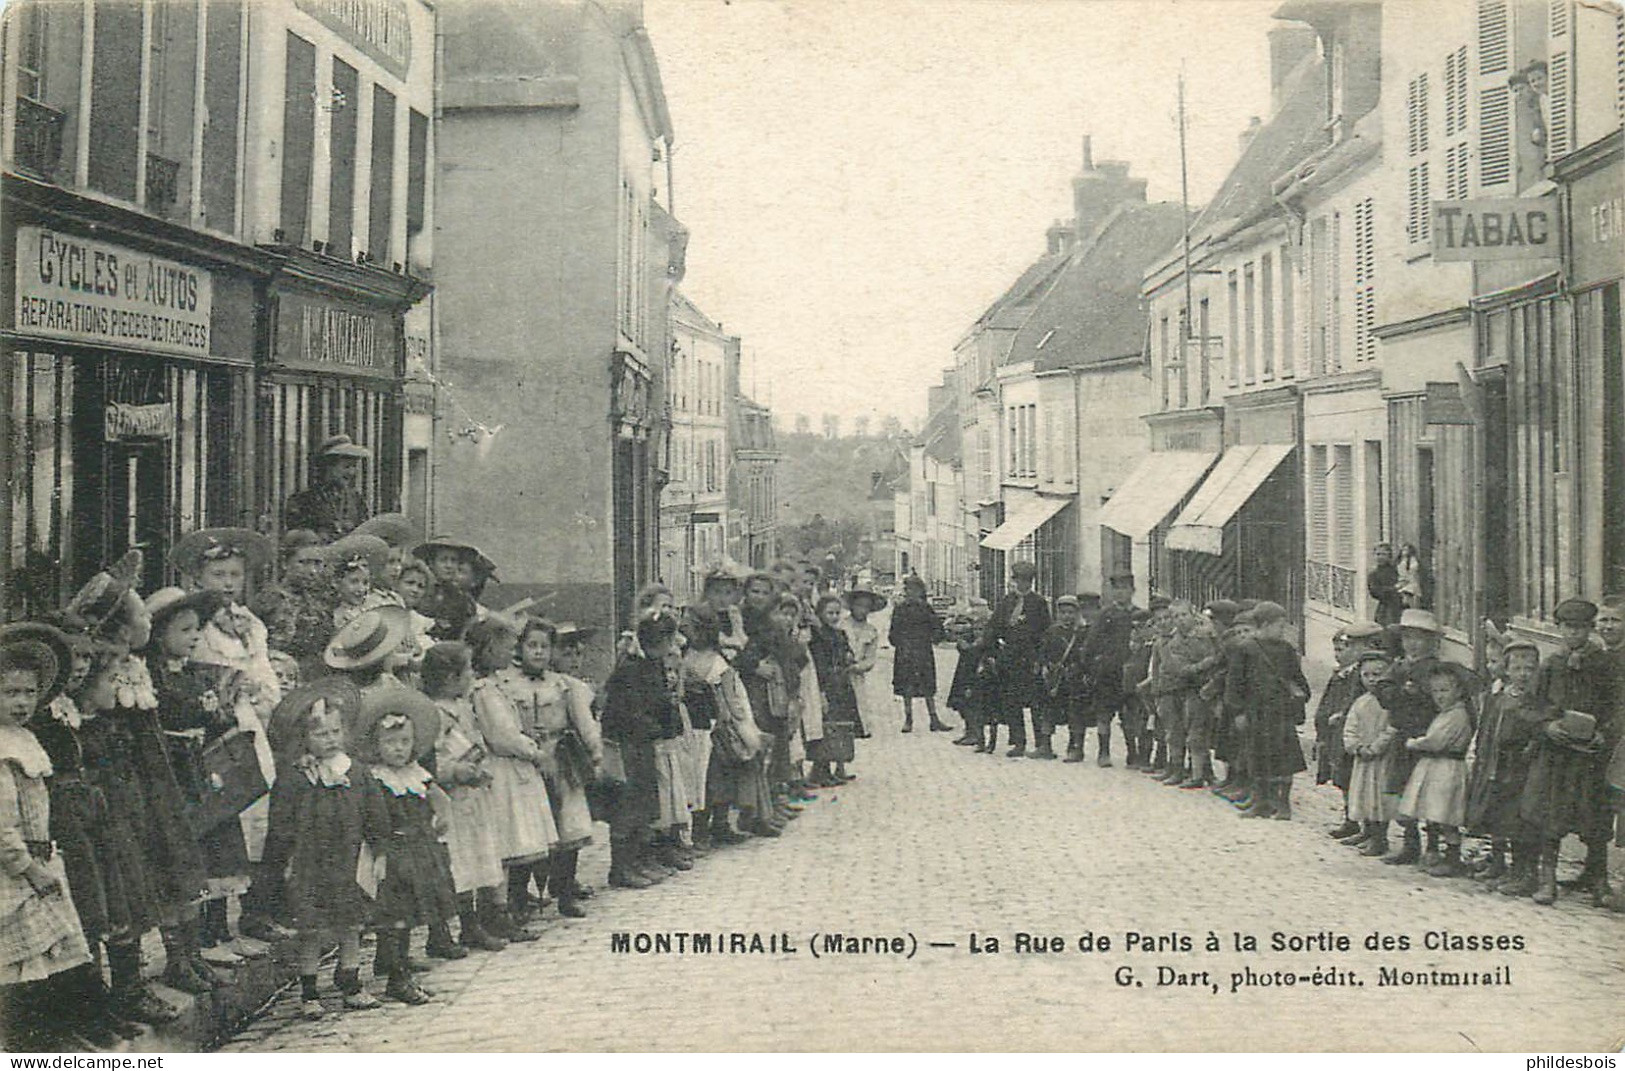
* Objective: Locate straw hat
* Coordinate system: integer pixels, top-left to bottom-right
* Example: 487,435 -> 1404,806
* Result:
267,677 -> 363,759
1399,608 -> 1443,633
350,682 -> 441,763
324,533 -> 392,578
143,588 -> 224,640
0,623 -> 74,707
323,606 -> 413,671
412,536 -> 497,577
844,586 -> 888,612
316,433 -> 372,460
353,513 -> 417,548
170,528 -> 275,577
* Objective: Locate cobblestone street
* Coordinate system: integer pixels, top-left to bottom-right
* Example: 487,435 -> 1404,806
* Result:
226,638 -> 1624,1052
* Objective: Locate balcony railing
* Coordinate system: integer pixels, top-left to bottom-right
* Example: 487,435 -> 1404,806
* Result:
14,97 -> 66,179
1306,559 -> 1357,611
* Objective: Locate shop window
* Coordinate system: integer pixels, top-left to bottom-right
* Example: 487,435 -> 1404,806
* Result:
369,84 -> 396,263
328,59 -> 359,259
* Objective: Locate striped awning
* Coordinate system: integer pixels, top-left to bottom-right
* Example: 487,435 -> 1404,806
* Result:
1166,444 -> 1295,556
1098,451 -> 1217,540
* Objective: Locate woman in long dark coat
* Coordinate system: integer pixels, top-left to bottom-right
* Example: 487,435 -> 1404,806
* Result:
888,576 -> 945,732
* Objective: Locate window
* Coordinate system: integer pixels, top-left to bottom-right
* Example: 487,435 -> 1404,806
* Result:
1007,407 -> 1018,477
1479,0 -> 1513,187
1227,271 -> 1241,386
1243,263 -> 1257,383
281,33 -> 317,244
328,59 -> 360,257
1024,405 -> 1037,478
407,109 -> 429,237
1407,162 -> 1431,244
369,85 -> 396,262
1198,297 -> 1213,400
1445,46 -> 1469,137
1280,244 -> 1296,378
1406,73 -> 1431,157
17,3 -> 45,100
1333,444 -> 1356,567
201,0 -> 244,232
88,0 -> 144,200
1159,315 -> 1171,410
1354,197 -> 1377,362
1308,444 -> 1330,561
1260,254 -> 1275,378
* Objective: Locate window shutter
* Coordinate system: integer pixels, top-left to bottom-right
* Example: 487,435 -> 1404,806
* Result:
1445,142 -> 1470,200
1309,445 -> 1329,561
1445,47 -> 1469,137
1353,199 -> 1376,363
1547,0 -> 1573,161
1407,163 -> 1432,243
1407,75 -> 1430,157
1329,213 -> 1342,369
1478,0 -> 1512,188
1617,4 -> 1624,124
1334,444 -> 1356,568
1479,0 -> 1509,74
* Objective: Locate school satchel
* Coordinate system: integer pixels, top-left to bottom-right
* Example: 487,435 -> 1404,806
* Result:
554,728 -> 598,789
189,729 -> 269,836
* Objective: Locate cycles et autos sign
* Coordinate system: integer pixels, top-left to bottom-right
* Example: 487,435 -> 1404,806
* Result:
13,226 -> 213,358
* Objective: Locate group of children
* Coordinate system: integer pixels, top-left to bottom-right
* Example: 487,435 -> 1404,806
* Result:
0,516 -> 892,1050
939,574 -> 1623,912
1318,598 -> 1623,910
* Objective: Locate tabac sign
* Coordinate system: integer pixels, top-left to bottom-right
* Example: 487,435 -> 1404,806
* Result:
1431,197 -> 1557,262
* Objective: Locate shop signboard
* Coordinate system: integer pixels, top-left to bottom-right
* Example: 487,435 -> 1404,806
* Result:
13,226 -> 214,358
275,289 -> 399,381
1431,197 -> 1558,262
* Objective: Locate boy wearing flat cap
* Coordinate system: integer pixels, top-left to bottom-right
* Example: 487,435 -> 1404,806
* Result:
283,435 -> 372,541
1527,597 -> 1617,903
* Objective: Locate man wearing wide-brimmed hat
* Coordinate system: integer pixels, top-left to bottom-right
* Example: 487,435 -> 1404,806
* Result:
283,434 -> 372,541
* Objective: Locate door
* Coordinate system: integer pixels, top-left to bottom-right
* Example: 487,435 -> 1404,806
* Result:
1417,446 -> 1437,609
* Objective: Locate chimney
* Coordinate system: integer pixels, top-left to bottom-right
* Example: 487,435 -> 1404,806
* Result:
926,385 -> 948,416
1046,219 -> 1075,255
1268,26 -> 1318,117
1238,115 -> 1263,153
1072,148 -> 1148,241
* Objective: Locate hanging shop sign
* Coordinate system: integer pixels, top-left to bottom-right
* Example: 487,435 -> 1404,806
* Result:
275,290 -> 399,381
13,227 -> 213,358
104,402 -> 176,442
295,0 -> 412,79
1431,197 -> 1557,262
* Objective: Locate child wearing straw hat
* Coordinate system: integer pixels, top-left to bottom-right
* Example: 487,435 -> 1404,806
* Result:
263,678 -> 384,1018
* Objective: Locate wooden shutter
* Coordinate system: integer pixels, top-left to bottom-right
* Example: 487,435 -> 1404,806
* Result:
1334,444 -> 1356,568
1407,162 -> 1431,243
1445,46 -> 1469,137
1407,74 -> 1430,157
1547,0 -> 1574,160
1479,0 -> 1512,188
1309,445 -> 1329,561
1353,198 -> 1376,363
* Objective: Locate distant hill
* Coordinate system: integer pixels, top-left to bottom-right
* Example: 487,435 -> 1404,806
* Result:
776,433 -> 909,528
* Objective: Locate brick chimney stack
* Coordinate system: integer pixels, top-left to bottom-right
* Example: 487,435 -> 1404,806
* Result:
1073,139 -> 1149,242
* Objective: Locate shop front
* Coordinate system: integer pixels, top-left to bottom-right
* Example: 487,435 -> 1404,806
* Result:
258,255 -> 426,538
980,491 -> 1073,601
1161,391 -> 1300,620
2,182 -> 272,613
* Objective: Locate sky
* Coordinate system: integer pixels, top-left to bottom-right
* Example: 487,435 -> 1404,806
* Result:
644,0 -> 1284,430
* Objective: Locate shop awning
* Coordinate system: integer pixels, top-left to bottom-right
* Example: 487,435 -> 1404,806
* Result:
1166,444 -> 1295,556
980,495 -> 1071,552
1098,451 -> 1218,540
